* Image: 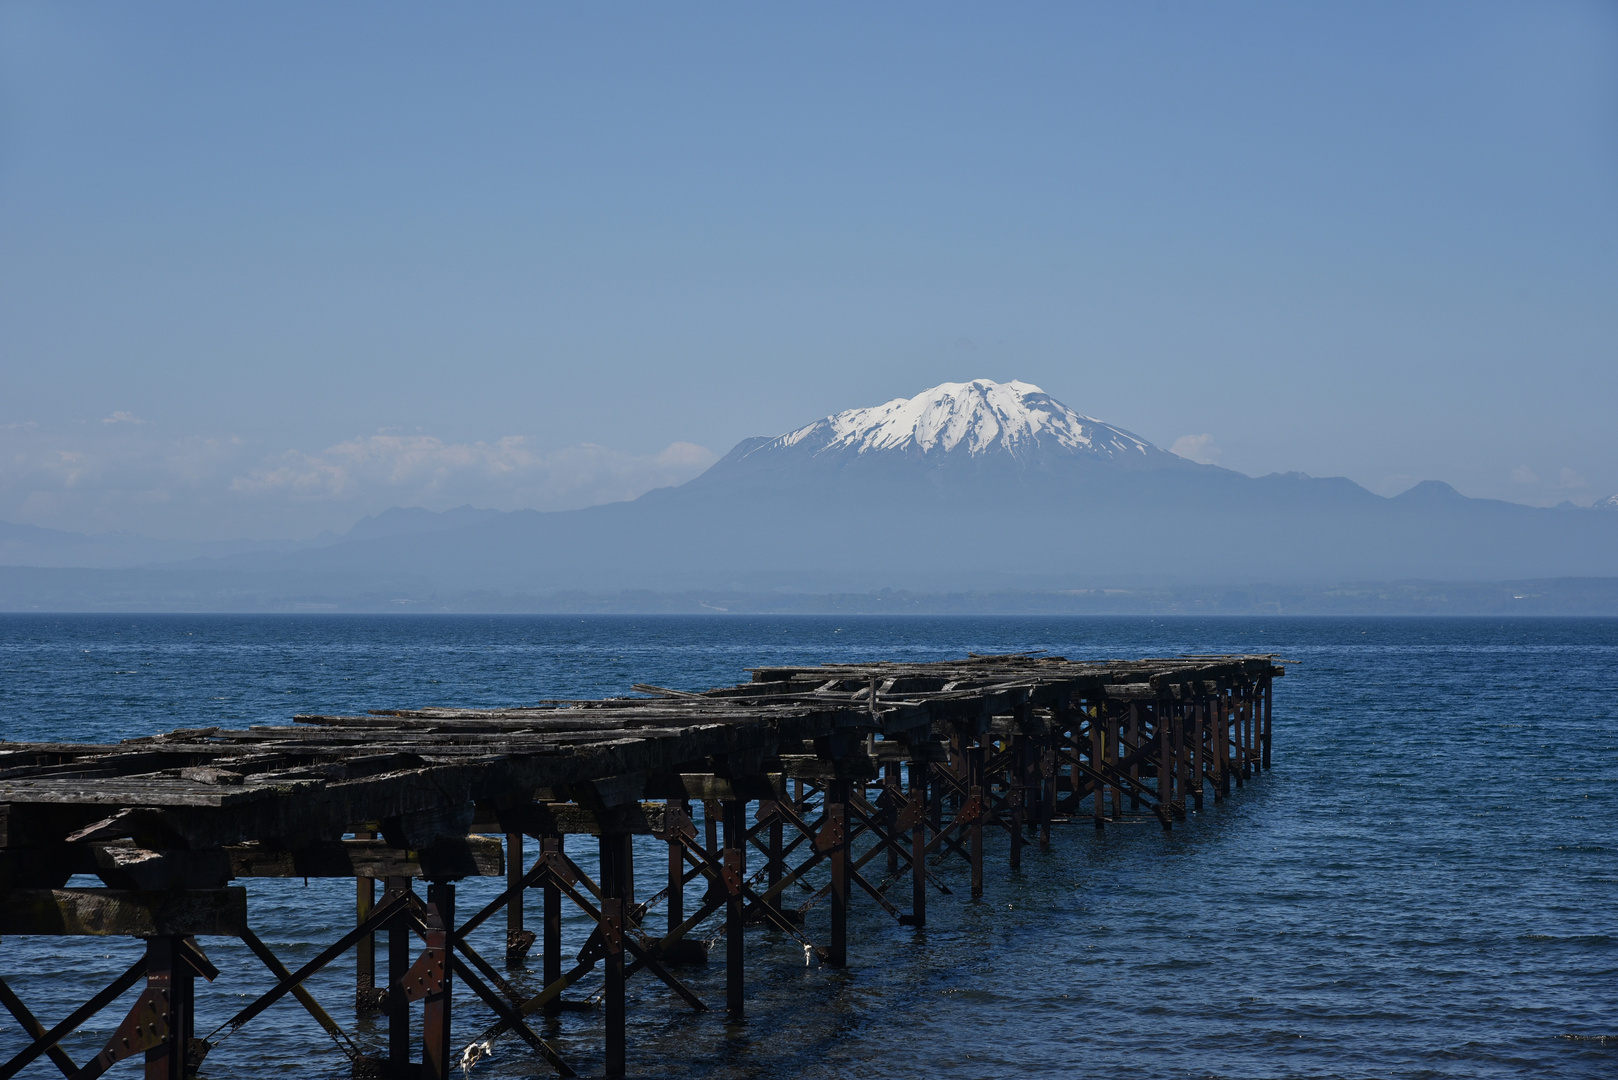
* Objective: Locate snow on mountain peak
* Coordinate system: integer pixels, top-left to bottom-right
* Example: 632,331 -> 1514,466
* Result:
760,379 -> 1161,461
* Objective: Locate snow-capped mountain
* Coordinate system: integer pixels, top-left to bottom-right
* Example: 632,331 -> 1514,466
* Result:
11,377 -> 1617,607
744,379 -> 1176,465
687,378 -> 1196,494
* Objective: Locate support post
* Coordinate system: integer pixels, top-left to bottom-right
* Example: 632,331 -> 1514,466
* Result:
722,798 -> 746,1018
884,764 -> 901,876
1192,700 -> 1205,811
1178,703 -> 1194,815
765,799 -> 783,921
1054,697 -> 1077,802
929,754 -> 944,835
908,758 -> 927,926
598,832 -> 632,1078
422,881 -> 454,1080
542,837 -> 562,1017
968,741 -> 985,899
142,936 -> 190,1080
703,799 -> 720,858
1090,707 -> 1105,830
668,798 -> 688,931
1249,685 -> 1258,777
1107,708 -> 1123,820
1246,685 -> 1256,779
385,876 -> 412,1069
506,831 -> 527,965
1039,735 -> 1054,851
1235,690 -> 1247,788
1157,703 -> 1174,822
602,897 -> 625,1080
1009,732 -> 1025,872
1263,674 -> 1273,770
1127,703 -> 1142,810
356,844 -> 377,1009
827,779 -> 850,967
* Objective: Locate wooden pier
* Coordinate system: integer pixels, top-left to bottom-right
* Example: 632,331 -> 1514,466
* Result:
0,652 -> 1280,1078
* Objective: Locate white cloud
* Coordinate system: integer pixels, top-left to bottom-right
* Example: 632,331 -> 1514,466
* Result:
100,411 -> 144,425
228,434 -> 716,509
1170,434 -> 1220,464
1559,467 -> 1587,490
0,422 -> 718,540
1509,466 -> 1540,484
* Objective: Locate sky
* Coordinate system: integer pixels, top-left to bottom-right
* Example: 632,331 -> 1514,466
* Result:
2,1 -> 1614,540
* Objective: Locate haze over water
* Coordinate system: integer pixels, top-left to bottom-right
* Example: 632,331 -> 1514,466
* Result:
0,615 -> 1613,1078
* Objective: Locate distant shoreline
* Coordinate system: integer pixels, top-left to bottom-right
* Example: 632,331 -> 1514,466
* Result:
2,567 -> 1615,616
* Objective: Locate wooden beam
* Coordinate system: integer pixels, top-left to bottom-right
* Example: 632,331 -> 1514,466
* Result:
0,888 -> 246,937
227,836 -> 502,879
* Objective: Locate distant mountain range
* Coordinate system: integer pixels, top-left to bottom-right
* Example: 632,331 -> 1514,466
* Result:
3,379 -> 1616,611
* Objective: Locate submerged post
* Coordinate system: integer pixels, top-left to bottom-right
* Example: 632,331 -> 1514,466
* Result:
909,757 -> 927,926
1090,706 -> 1105,829
765,797 -> 783,922
969,740 -> 985,899
599,832 -> 632,1078
884,764 -> 901,877
827,779 -> 850,967
542,836 -> 562,1017
1263,674 -> 1273,769
1040,734 -> 1055,850
722,798 -> 746,1017
1235,689 -> 1247,788
668,798 -> 688,931
1156,702 -> 1174,827
386,876 -> 412,1069
356,849 -> 377,1009
506,831 -> 528,965
1009,732 -> 1025,871
602,895 -> 625,1079
1191,700 -> 1205,811
141,935 -> 191,1080
423,881 -> 455,1080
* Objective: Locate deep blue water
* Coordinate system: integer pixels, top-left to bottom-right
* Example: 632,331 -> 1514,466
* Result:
0,615 -> 1614,1079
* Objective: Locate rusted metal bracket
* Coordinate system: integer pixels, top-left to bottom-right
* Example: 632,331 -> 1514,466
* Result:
600,901 -> 624,954
77,986 -> 169,1078
892,795 -> 927,834
814,816 -> 845,853
399,947 -> 446,1004
544,848 -> 582,889
955,795 -> 984,825
651,803 -> 697,842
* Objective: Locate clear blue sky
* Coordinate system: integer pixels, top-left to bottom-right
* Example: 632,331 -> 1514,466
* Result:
2,2 -> 1614,538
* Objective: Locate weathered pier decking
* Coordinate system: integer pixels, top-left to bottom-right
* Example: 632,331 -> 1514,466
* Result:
0,653 -> 1280,1078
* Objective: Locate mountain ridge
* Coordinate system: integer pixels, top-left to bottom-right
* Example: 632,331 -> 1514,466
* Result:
3,379 -> 1616,606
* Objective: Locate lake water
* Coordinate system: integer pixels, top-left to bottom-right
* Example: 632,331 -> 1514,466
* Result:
0,614 -> 1614,1079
